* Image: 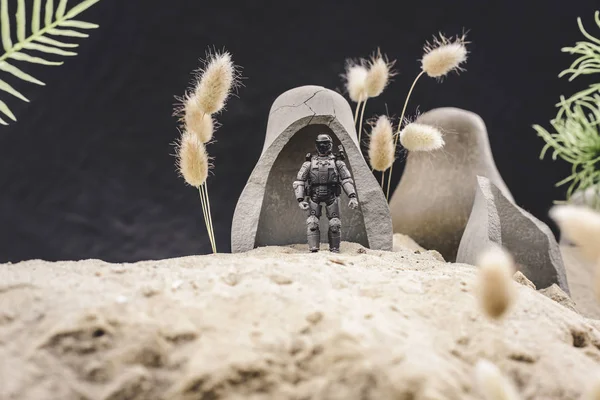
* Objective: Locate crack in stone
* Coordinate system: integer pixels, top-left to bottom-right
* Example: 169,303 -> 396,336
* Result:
304,102 -> 317,116
269,89 -> 326,116
302,96 -> 319,128
303,102 -> 318,128
301,90 -> 324,107
325,115 -> 332,127
327,106 -> 337,128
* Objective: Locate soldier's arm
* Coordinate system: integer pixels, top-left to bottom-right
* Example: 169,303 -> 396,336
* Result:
293,161 -> 311,201
336,160 -> 357,198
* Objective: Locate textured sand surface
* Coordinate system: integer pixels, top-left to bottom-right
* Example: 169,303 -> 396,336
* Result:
1,239 -> 600,399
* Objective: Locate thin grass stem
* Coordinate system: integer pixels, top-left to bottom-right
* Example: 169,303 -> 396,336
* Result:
198,184 -> 216,253
358,99 -> 368,142
385,70 -> 426,200
203,184 -> 217,253
197,186 -> 212,251
197,186 -> 209,231
354,100 -> 362,125
203,181 -> 218,253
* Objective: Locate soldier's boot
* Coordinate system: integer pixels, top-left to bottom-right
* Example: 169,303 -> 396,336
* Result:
328,217 -> 341,253
306,215 -> 320,252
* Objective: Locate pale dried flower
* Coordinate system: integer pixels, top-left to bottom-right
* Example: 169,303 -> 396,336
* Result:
365,53 -> 394,98
399,122 -> 445,152
583,373 -> 600,400
421,33 -> 468,78
476,245 -> 517,320
184,94 -> 214,143
550,205 -> 600,262
368,115 -> 395,171
194,51 -> 237,115
475,360 -> 521,400
345,62 -> 368,103
177,131 -> 209,187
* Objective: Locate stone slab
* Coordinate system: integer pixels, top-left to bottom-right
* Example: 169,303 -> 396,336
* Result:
457,176 -> 569,293
389,108 -> 513,261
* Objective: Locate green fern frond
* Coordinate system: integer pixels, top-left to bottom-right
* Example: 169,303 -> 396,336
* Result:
535,11 -> 600,207
0,0 -> 102,124
0,78 -> 29,101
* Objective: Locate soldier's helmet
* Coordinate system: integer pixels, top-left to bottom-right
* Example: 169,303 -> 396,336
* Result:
315,134 -> 333,155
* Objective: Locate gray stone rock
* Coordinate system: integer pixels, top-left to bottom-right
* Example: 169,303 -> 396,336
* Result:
457,176 -> 570,293
513,271 -> 536,290
392,233 -> 426,253
539,284 -> 578,314
231,86 -> 393,253
389,108 -> 513,261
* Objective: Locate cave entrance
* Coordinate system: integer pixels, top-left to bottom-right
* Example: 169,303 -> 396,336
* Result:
255,124 -> 368,248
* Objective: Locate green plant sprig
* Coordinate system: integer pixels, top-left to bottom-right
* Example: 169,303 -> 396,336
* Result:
534,11 -> 600,206
0,0 -> 102,125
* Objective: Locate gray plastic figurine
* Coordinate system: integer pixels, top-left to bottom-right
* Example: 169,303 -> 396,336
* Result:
293,134 -> 359,253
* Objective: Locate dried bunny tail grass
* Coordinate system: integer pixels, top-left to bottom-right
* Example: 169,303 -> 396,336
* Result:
193,50 -> 241,115
476,245 -> 517,320
177,131 -> 209,187
184,94 -> 215,143
365,51 -> 396,98
175,131 -> 217,253
475,360 -> 521,400
583,373 -> 600,400
421,32 -> 468,78
368,115 -> 395,171
344,61 -> 369,103
550,205 -> 600,262
399,122 -> 445,152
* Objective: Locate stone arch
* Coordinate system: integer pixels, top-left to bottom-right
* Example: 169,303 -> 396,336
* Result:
231,86 -> 392,253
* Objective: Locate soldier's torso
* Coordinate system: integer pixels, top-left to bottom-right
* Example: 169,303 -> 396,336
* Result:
308,154 -> 339,202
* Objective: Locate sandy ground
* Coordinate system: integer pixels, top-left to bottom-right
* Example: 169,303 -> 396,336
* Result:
1,237 -> 600,399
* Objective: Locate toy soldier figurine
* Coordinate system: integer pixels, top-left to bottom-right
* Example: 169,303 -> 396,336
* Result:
293,134 -> 359,253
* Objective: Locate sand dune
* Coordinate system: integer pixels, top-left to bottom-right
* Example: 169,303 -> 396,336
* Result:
1,239 -> 600,399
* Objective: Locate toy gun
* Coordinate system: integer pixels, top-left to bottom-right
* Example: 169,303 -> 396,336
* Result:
336,145 -> 346,161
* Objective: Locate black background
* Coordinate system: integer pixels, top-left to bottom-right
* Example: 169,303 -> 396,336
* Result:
0,0 -> 597,262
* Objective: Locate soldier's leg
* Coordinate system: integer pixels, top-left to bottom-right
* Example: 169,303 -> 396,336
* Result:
306,199 -> 322,252
325,197 -> 341,253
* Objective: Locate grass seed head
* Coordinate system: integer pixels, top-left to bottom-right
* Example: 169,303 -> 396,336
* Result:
421,33 -> 468,78
476,245 -> 517,320
583,372 -> 600,400
365,52 -> 395,98
184,94 -> 214,143
475,359 -> 521,400
194,50 -> 238,115
399,122 -> 445,152
345,61 -> 369,103
368,115 -> 395,171
177,131 -> 209,187
550,205 -> 600,262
